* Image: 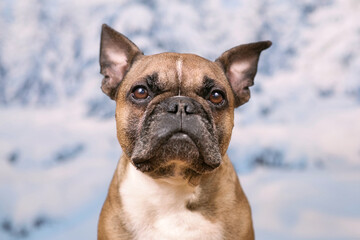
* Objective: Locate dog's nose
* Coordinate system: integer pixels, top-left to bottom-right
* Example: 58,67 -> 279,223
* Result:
166,96 -> 197,115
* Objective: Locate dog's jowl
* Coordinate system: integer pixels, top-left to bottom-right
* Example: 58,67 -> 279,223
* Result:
97,24 -> 271,240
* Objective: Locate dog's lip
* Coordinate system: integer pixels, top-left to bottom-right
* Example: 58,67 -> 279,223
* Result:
131,131 -> 221,172
169,132 -> 193,141
204,160 -> 220,169
131,131 -> 195,166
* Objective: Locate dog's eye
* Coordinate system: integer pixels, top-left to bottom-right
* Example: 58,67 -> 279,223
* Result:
209,90 -> 224,104
132,87 -> 149,99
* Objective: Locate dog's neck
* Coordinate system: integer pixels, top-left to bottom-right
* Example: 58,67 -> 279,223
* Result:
122,162 -> 198,197
123,157 -> 205,187
119,162 -> 224,240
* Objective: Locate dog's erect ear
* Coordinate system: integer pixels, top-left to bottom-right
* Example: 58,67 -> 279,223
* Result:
216,41 -> 271,107
99,24 -> 143,100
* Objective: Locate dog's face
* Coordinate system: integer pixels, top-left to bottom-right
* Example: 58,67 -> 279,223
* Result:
99,24 -> 270,181
114,53 -> 234,177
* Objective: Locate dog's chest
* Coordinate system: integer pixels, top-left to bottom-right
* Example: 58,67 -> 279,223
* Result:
120,164 -> 223,240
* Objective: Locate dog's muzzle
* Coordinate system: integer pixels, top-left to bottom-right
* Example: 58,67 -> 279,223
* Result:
131,96 -> 222,173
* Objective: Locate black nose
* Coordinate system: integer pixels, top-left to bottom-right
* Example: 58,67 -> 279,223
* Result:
166,96 -> 197,115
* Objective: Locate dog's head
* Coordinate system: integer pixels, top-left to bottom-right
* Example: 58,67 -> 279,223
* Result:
99,24 -> 270,181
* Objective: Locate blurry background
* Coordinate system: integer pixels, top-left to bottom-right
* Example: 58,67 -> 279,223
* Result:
0,0 -> 359,239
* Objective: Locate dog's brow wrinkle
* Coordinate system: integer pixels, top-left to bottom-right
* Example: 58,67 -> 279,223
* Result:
203,76 -> 215,89
146,73 -> 158,84
200,76 -> 215,96
146,72 -> 161,92
176,57 -> 183,95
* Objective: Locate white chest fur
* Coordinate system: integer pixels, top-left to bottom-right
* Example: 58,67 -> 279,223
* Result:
119,164 -> 223,240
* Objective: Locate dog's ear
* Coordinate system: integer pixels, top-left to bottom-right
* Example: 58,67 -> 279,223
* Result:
216,41 -> 271,107
100,24 -> 143,100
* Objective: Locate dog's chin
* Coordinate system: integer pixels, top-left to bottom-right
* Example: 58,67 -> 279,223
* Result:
131,132 -> 219,175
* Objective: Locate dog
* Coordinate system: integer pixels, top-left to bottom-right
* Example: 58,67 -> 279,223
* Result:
97,24 -> 271,240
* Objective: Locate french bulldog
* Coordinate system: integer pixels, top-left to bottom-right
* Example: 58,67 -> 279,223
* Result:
97,24 -> 271,240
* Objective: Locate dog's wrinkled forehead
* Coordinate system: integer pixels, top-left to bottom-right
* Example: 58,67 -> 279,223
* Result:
125,52 -> 228,94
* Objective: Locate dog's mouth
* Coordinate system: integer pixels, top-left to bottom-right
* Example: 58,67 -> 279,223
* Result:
131,131 -> 197,164
169,132 -> 193,141
131,130 -> 221,174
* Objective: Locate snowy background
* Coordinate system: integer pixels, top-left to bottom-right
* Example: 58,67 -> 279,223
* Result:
1,0 -> 360,239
